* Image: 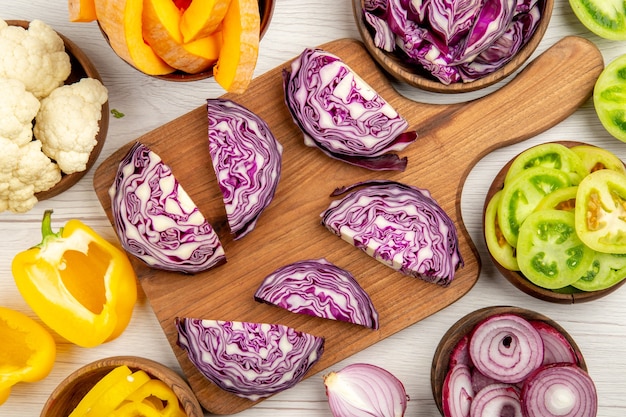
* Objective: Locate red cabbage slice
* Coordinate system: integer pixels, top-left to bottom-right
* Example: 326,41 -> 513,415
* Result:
108,142 -> 226,274
175,318 -> 324,401
282,48 -> 417,171
321,180 -> 463,286
207,98 -> 283,239
254,258 -> 379,329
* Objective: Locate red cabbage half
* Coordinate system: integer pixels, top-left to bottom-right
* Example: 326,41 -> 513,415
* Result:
108,142 -> 226,274
321,180 -> 463,286
207,98 -> 283,239
175,318 -> 324,401
282,48 -> 417,171
254,258 -> 380,329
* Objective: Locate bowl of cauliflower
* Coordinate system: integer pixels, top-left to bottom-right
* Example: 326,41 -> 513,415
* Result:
0,19 -> 109,213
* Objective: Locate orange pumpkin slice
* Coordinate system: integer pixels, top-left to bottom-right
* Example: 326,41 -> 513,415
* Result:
213,0 -> 260,93
68,0 -> 97,22
95,0 -> 174,75
142,0 -> 214,73
180,0 -> 231,43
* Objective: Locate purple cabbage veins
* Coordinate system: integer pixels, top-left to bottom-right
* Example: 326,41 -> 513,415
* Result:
283,47 -> 417,171
108,142 -> 225,274
362,0 -> 545,84
207,98 -> 283,239
175,318 -> 324,401
321,180 -> 463,286
254,258 -> 380,329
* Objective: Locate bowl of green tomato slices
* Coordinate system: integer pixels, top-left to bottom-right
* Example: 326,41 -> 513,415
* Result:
483,141 -> 626,303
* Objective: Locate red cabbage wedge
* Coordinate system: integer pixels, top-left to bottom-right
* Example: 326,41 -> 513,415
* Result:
283,48 -> 417,171
207,98 -> 283,239
108,142 -> 226,274
175,318 -> 324,401
254,258 -> 379,329
321,180 -> 463,286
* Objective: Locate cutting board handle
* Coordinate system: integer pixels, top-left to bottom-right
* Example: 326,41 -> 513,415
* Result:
395,36 -> 604,163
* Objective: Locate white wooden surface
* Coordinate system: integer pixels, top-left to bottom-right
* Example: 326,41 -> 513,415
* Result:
1,1 -> 626,415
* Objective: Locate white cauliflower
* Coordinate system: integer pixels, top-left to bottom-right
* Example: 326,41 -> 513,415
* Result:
34,77 -> 108,174
0,78 -> 40,146
0,137 -> 61,213
0,19 -> 71,99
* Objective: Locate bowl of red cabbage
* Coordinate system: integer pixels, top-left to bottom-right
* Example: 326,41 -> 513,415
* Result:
352,0 -> 553,93
431,306 -> 597,417
483,141 -> 626,303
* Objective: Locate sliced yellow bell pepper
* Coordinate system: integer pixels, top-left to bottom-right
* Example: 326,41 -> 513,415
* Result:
69,365 -> 133,417
125,379 -> 185,417
11,210 -> 137,348
86,370 -> 152,417
0,306 -> 56,405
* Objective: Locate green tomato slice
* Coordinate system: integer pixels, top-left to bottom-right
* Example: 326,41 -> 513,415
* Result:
517,210 -> 596,289
569,0 -> 626,40
593,54 -> 626,142
572,251 -> 626,291
535,186 -> 578,213
570,144 -> 626,175
504,143 -> 587,185
498,166 -> 573,247
485,190 -> 519,271
575,169 -> 626,253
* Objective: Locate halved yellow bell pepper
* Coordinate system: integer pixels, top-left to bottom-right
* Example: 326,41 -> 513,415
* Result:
11,210 -> 137,348
0,306 -> 56,405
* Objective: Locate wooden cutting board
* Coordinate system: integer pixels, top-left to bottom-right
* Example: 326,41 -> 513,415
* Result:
93,37 -> 603,414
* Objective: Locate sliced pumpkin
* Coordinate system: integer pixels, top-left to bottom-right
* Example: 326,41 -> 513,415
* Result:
183,31 -> 222,67
180,0 -> 231,43
213,0 -> 260,93
94,0 -> 175,75
142,0 -> 213,73
68,0 -> 98,22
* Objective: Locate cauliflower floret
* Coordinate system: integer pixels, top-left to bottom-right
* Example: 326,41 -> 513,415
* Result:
0,78 -> 40,146
0,137 -> 61,213
0,19 -> 71,99
34,77 -> 108,175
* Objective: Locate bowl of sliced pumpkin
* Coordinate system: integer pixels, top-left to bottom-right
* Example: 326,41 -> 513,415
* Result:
483,141 -> 626,303
70,0 -> 274,92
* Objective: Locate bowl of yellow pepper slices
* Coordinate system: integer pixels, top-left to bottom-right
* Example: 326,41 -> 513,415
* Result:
41,356 -> 203,417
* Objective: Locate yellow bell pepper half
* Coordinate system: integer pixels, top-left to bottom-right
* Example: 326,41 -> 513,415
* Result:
0,306 -> 56,405
11,210 -> 138,348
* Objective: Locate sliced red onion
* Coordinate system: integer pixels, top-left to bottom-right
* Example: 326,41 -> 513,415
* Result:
521,363 -> 598,417
471,369 -> 501,394
254,258 -> 379,329
469,383 -> 522,417
282,48 -> 417,171
207,98 -> 283,239
449,334 -> 471,368
175,318 -> 324,401
108,142 -> 226,274
442,364 -> 473,417
321,180 -> 463,286
468,313 -> 544,384
324,363 -> 409,417
530,320 -> 579,366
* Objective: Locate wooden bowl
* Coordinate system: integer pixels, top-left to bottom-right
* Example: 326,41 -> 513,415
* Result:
40,356 -> 203,417
431,306 -> 586,415
352,0 -> 553,93
99,0 -> 275,82
484,141 -> 626,303
7,20 -> 109,201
